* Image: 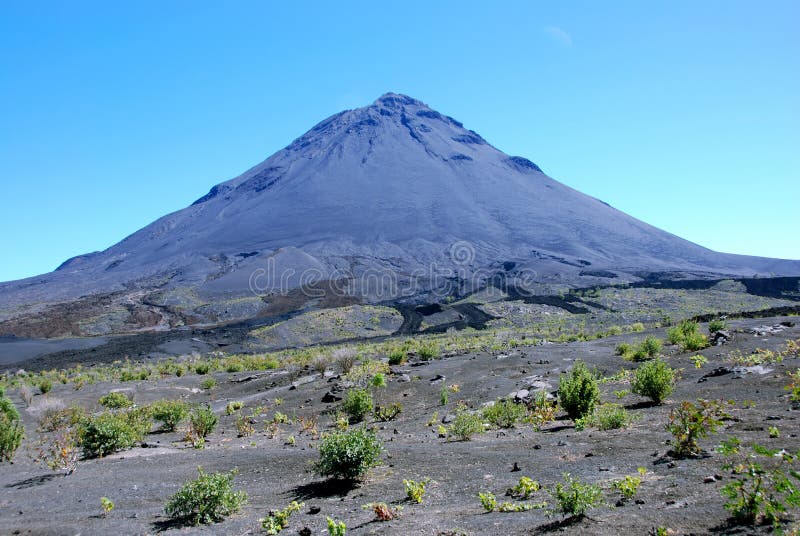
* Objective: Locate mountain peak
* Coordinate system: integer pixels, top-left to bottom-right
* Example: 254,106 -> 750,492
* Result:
373,92 -> 427,108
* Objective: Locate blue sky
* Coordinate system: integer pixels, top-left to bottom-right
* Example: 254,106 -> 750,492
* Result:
1,0 -> 798,282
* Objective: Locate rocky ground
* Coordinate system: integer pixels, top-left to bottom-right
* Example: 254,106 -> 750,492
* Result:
1,315 -> 799,535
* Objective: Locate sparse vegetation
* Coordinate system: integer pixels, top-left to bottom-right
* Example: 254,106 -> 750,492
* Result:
718,437 -> 800,530
261,500 -> 304,534
478,491 -> 497,512
164,467 -> 247,525
666,399 -> 729,457
326,516 -> 347,536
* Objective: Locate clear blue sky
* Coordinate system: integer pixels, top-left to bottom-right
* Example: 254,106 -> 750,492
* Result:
1,1 -> 798,282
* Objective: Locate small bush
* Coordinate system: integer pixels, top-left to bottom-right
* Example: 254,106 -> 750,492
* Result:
551,473 -> 603,518
363,501 -> 402,521
98,392 -> 133,409
194,363 -> 211,375
0,412 -> 24,462
708,319 -> 727,333
403,478 -> 431,503
558,361 -> 600,421
373,402 -> 402,422
613,475 -> 641,500
388,349 -> 406,366
200,378 -> 217,390
39,379 -> 53,394
333,347 -> 357,374
150,400 -> 189,432
79,410 -> 151,458
225,401 -> 244,415
508,476 -> 540,499
189,405 -> 218,437
449,411 -> 484,441
666,399 -> 729,457
482,399 -> 527,429
342,388 -> 373,423
100,496 -> 114,517
631,359 -> 675,405
479,491 -> 497,512
315,427 -> 382,480
668,320 -> 709,352
164,467 -> 247,525
0,393 -> 20,422
718,438 -> 800,530
594,403 -> 632,430
639,336 -> 662,359
326,517 -> 347,536
614,343 -> 632,356
260,500 -> 304,534
417,344 -> 439,361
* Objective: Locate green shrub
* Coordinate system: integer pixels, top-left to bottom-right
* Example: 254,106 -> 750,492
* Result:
613,475 -> 641,500
449,411 -> 484,441
508,476 -> 540,499
614,342 -> 632,356
403,477 -> 431,504
342,388 -> 373,423
261,500 -> 304,534
639,336 -> 662,358
668,320 -> 709,352
373,402 -> 402,422
194,363 -> 211,375
631,359 -> 675,405
594,403 -> 632,430
326,517 -> 347,536
225,401 -> 244,415
164,467 -> 247,525
388,349 -> 406,366
200,377 -> 217,390
718,438 -> 800,530
150,400 -> 190,432
558,361 -> 600,421
417,344 -> 439,361
550,473 -> 603,518
666,399 -> 729,457
189,405 -> 218,437
98,392 -> 133,409
0,393 -> 20,422
39,379 -> 53,394
681,331 -> 709,352
314,427 -> 382,480
708,319 -> 727,333
629,322 -> 645,332
482,399 -> 527,428
0,412 -> 24,462
79,410 -> 151,458
478,491 -> 497,512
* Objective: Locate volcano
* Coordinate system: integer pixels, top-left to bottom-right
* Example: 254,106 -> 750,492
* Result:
1,93 -> 798,337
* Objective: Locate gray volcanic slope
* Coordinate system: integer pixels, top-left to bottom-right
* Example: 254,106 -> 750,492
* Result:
1,93 -> 798,334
